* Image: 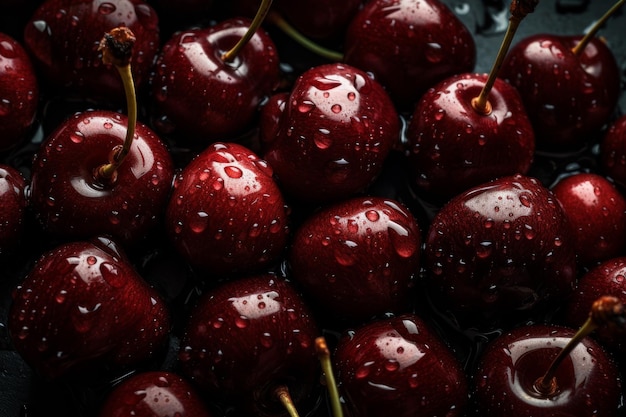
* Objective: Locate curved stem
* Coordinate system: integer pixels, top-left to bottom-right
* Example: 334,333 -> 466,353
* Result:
266,11 -> 344,62
221,0 -> 274,63
572,0 -> 625,56
316,337 -> 344,417
275,386 -> 300,417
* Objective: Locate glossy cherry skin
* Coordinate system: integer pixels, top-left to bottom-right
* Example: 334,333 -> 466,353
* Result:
275,0 -> 363,41
564,257 -> 626,355
289,196 -> 421,324
150,17 -> 280,147
551,172 -> 626,266
0,164 -> 27,255
0,32 -> 38,151
178,274 -> 320,417
334,314 -> 468,417
98,371 -> 213,417
23,0 -> 160,104
29,110 -> 175,247
8,239 -> 171,381
406,73 -> 535,200
601,114 -> 626,187
343,0 -> 476,110
165,142 -> 290,277
425,174 -> 577,328
472,324 -> 622,416
262,63 -> 400,204
500,34 -> 620,150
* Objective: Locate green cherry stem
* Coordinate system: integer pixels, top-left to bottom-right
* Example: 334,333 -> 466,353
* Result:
221,0 -> 274,63
316,337 -> 344,417
571,0 -> 625,56
266,11 -> 344,62
275,385 -> 301,417
96,27 -> 137,182
471,0 -> 539,115
534,295 -> 626,396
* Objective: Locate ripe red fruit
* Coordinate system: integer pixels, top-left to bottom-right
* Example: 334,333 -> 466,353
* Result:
29,110 -> 175,247
601,114 -> 626,187
275,0 -> 363,41
98,371 -> 213,417
334,314 -> 468,417
178,274 -> 321,417
23,0 -> 160,103
262,62 -> 400,204
343,0 -> 476,110
8,239 -> 171,380
0,164 -> 27,255
165,142 -> 290,277
149,17 -> 280,147
0,32 -> 38,151
472,323 -> 622,416
289,196 -> 421,323
425,174 -> 577,328
551,172 -> 626,265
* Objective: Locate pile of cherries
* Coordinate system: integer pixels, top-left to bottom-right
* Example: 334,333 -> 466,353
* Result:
1,0 -> 626,416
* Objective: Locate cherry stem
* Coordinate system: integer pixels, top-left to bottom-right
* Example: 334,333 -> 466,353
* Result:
534,295 -> 626,396
315,337 -> 344,417
572,0 -> 625,56
221,0 -> 274,63
275,385 -> 301,417
266,11 -> 344,62
96,27 -> 137,181
472,0 -> 539,115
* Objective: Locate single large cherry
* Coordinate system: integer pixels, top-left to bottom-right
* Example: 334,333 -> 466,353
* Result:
333,313 -> 468,417
0,164 -> 27,256
8,238 -> 171,381
343,0 -> 476,110
178,274 -> 321,417
425,174 -> 577,328
288,196 -> 421,324
261,62 -> 400,204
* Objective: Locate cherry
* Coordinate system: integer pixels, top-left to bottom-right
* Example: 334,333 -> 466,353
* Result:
23,0 -> 160,104
8,238 -> 171,381
178,274 -> 321,417
0,164 -> 27,256
98,370 -> 214,417
472,297 -> 624,416
601,113 -> 626,188
551,172 -> 626,266
333,313 -> 468,417
424,174 -> 577,328
288,196 -> 421,324
165,141 -> 290,278
261,62 -> 400,204
343,0 -> 476,110
0,32 -> 39,151
28,27 -> 175,247
500,0 -> 623,150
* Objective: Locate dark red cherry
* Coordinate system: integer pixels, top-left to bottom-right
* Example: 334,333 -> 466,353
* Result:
425,174 -> 577,328
178,274 -> 320,417
289,196 -> 421,324
334,314 -> 468,417
0,164 -> 27,255
601,114 -> 626,187
551,172 -> 626,265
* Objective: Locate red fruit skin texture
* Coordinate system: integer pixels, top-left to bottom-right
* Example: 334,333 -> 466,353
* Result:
289,196 -> 421,323
8,240 -> 171,381
343,0 -> 476,110
150,18 -> 280,146
601,114 -> 626,187
98,371 -> 213,417
425,174 -> 577,327
29,110 -> 175,246
406,73 -> 535,200
23,0 -> 160,103
564,257 -> 626,355
165,142 -> 289,277
334,314 -> 468,417
262,63 -> 400,204
472,324 -> 622,417
0,164 -> 27,254
500,34 -> 620,150
0,32 -> 38,151
178,274 -> 320,417
551,172 -> 626,266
